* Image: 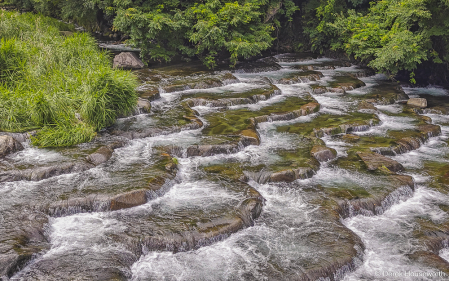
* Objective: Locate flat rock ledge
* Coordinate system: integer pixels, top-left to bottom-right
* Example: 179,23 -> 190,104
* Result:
372,124 -> 441,155
251,102 -> 320,125
357,151 -> 404,172
126,186 -> 265,254
1,143 -> 124,183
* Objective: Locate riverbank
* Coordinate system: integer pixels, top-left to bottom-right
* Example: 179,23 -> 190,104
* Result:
0,11 -> 137,147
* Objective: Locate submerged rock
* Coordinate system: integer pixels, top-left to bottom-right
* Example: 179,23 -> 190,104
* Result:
407,98 -> 427,108
0,135 -> 23,157
357,151 -> 404,172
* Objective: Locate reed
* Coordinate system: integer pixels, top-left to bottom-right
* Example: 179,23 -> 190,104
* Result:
0,11 -> 138,147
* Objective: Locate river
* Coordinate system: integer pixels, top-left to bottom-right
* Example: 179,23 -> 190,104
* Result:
2,53 -> 449,280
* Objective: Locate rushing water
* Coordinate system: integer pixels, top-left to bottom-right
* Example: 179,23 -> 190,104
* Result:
2,54 -> 449,280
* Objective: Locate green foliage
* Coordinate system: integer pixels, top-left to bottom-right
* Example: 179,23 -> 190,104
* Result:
112,0 -> 277,68
310,0 -> 449,79
0,11 -> 138,147
2,0 -> 294,67
3,0 -> 448,80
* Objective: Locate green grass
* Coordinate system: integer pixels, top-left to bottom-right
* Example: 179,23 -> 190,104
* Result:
0,11 -> 138,147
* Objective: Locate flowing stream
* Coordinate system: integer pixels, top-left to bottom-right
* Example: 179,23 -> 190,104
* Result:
2,53 -> 449,280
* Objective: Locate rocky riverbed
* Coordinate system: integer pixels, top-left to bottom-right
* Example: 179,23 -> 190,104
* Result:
1,53 -> 449,280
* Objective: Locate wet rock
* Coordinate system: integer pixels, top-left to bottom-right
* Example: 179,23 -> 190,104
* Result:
110,189 -> 148,211
86,146 -> 113,165
240,129 -> 260,146
220,72 -> 240,85
409,251 -> 449,276
233,57 -> 281,73
314,118 -> 379,137
269,165 -> 317,183
373,124 -> 441,155
274,53 -> 315,63
337,174 -> 414,217
113,52 -> 145,69
328,87 -> 346,94
342,134 -> 360,142
136,97 -> 151,113
116,184 -> 265,254
407,98 -> 427,108
251,102 -> 320,125
159,73 -> 239,94
165,162 -> 178,171
358,100 -> 377,113
110,114 -> 203,140
357,151 -> 404,172
187,83 -> 281,108
347,68 -> 376,78
0,210 -> 50,279
0,132 -> 32,143
0,135 -> 24,157
311,145 -> 337,162
419,115 -> 432,124
312,86 -> 327,94
13,249 -> 134,281
185,144 -> 241,157
140,90 -> 160,101
419,124 -> 441,137
237,198 -> 264,227
187,97 -> 251,107
0,162 -> 94,183
276,71 -> 324,84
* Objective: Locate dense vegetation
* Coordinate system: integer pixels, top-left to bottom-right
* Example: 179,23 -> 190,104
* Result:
2,0 -> 447,84
1,0 -> 448,83
0,11 -> 137,147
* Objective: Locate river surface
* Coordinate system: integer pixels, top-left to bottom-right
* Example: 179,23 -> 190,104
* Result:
2,54 -> 449,280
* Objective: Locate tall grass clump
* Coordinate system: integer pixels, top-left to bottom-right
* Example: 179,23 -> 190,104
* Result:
0,11 -> 138,147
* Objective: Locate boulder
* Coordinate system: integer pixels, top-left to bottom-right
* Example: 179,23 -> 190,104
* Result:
113,52 -> 145,69
311,145 -> 337,162
0,135 -> 24,157
86,146 -> 113,166
407,98 -> 427,108
357,151 -> 404,172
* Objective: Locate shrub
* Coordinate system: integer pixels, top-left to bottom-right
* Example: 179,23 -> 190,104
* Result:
0,11 -> 138,147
